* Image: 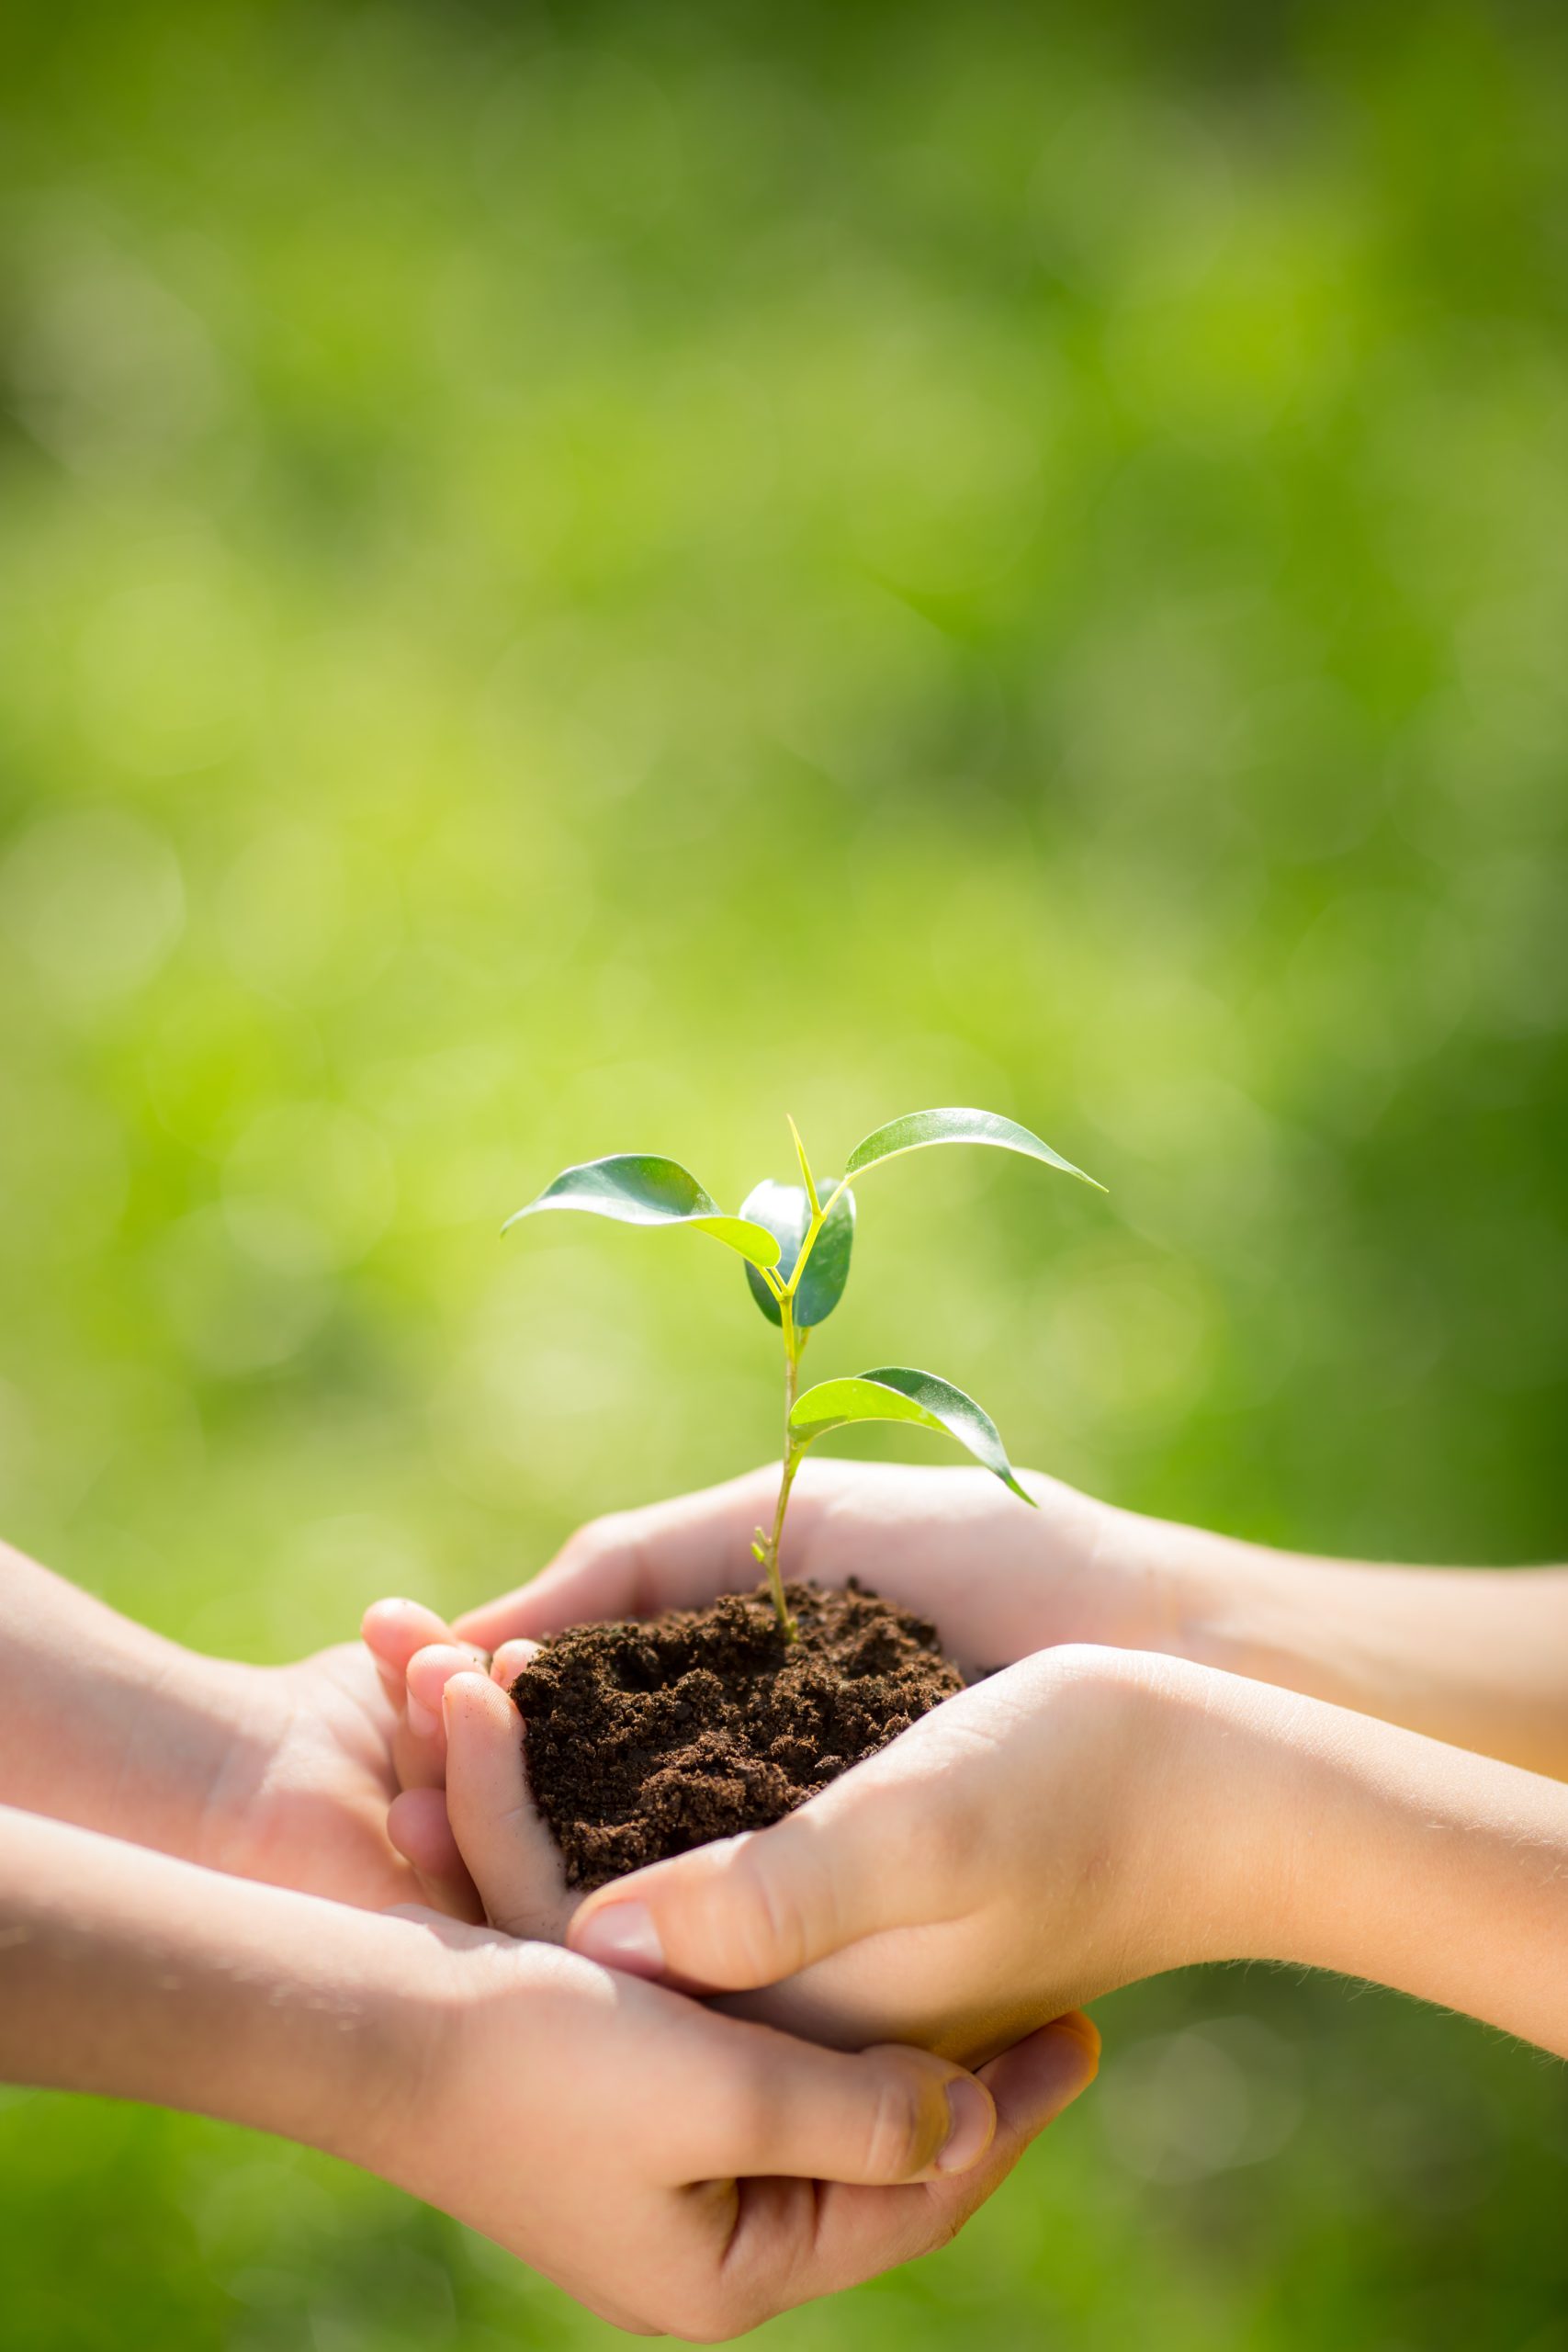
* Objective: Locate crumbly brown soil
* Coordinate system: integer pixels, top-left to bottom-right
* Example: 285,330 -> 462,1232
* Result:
513,1579 -> 964,1891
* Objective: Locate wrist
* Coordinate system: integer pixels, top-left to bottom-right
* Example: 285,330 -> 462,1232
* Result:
1011,1481 -> 1263,1665
1091,1652 -> 1312,1979
144,1645 -> 285,1874
310,1910 -> 469,2180
0,1543 -> 267,1865
1083,1504 -> 1314,1682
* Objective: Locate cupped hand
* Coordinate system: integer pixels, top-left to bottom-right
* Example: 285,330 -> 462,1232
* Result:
384,1908 -> 1100,2338
446,1459 -> 1140,1674
205,1637 -> 482,1918
562,1643 -> 1216,2064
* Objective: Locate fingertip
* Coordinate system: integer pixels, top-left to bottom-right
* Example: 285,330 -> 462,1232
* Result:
980,2012 -> 1101,2140
931,2070 -> 997,2177
567,1896 -> 669,1980
491,1637 -> 543,1687
360,1597 -> 404,1651
407,1643 -> 484,1736
444,1665 -> 512,1715
362,1596 -> 457,1674
443,1667 -> 522,1765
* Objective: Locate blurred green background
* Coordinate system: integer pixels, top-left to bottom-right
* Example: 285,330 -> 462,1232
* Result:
3,0 -> 1567,2343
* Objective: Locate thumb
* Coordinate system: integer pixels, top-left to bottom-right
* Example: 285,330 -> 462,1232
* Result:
569,1793 -> 902,1991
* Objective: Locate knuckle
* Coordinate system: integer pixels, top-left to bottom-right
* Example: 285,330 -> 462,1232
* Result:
919,1778 -> 981,1883
879,1758 -> 975,1891
703,1838 -> 813,1984
924,2204 -> 972,2256
715,2048 -> 783,2156
560,1510 -> 626,1565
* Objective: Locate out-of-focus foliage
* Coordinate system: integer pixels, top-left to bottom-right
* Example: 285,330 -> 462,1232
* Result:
2,0 -> 1567,2344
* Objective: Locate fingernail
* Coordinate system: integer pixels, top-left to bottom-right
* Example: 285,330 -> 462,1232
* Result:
406,1694 -> 439,1741
572,1900 -> 667,1978
1049,2012 -> 1102,2077
935,2075 -> 995,2175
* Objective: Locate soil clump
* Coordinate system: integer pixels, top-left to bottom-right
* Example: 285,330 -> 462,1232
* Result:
513,1579 -> 964,1891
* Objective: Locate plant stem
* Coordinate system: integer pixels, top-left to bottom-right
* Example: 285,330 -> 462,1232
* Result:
759,1290 -> 803,1639
756,1117 -> 834,1639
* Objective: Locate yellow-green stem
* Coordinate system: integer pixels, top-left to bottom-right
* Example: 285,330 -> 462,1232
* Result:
760,1291 -> 803,1638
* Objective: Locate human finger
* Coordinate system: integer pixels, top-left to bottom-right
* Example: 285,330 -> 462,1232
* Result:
443,1669 -> 571,1941
385,1786 -> 484,1922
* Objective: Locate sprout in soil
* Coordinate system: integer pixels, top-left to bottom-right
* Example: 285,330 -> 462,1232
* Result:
504,1107 -> 1104,1640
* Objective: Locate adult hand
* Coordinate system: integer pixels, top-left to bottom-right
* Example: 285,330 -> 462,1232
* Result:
0,1804 -> 1100,2339
393,1912 -> 1100,2337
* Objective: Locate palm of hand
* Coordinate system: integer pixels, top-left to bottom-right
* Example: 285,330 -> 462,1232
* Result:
460,1463 -> 1117,1676
786,1465 -> 1108,1670
207,1644 -> 417,1911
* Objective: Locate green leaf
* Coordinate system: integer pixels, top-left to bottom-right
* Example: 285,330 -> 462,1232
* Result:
788,1364 -> 1034,1503
842,1106 -> 1104,1192
504,1155 -> 781,1272
740,1179 -> 855,1327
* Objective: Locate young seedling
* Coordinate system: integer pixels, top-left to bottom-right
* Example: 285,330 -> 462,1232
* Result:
505,1107 -> 1103,1638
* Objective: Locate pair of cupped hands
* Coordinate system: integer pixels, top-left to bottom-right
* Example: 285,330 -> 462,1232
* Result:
362,1467 -> 1152,2079
251,1460 -> 1181,2333
363,1463 -> 1140,2066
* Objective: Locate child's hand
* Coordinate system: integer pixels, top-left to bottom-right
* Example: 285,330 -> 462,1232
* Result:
358,1596 -> 500,1916
355,1458 -> 1150,1928
446,1460 -> 1138,1676
564,1644 -> 1245,2063
560,1638 -> 1568,2076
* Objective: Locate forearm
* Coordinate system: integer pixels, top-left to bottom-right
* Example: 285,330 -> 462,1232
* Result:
0,1803 -> 423,2161
1089,1507 -> 1568,1780
1162,1659 -> 1568,2057
0,1539 -> 265,1860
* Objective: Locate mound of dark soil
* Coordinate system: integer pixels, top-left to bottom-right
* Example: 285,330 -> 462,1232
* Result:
513,1579 -> 964,1891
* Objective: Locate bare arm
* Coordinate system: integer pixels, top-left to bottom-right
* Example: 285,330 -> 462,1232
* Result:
0,1803 -> 412,2147
1100,1510 -> 1568,1781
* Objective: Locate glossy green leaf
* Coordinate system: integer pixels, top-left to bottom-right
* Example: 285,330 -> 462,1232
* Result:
740,1178 -> 855,1327
788,1364 -> 1034,1503
504,1155 -> 781,1272
842,1106 -> 1104,1192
